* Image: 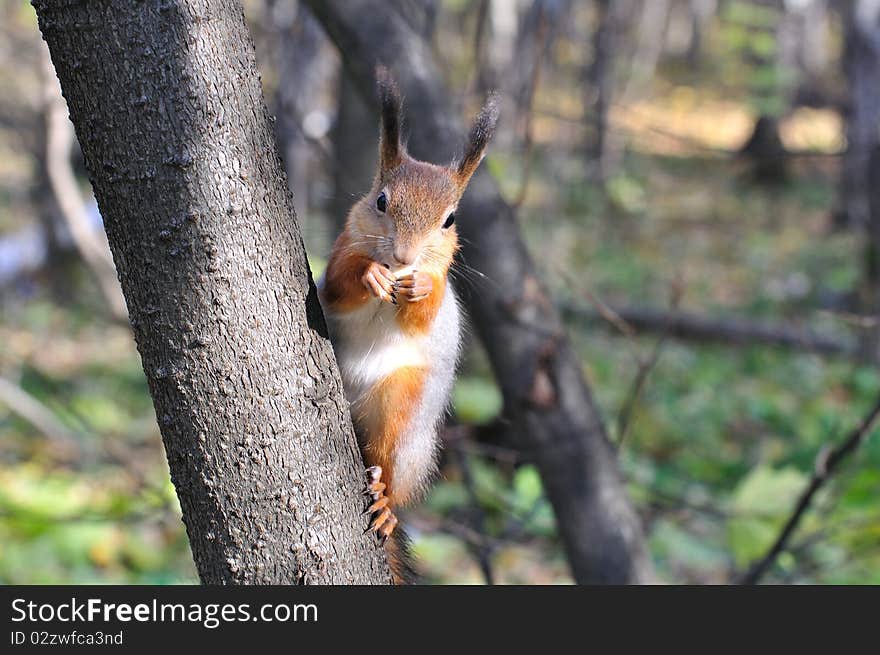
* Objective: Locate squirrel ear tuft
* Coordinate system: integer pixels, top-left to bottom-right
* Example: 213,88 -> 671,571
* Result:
376,65 -> 404,172
455,91 -> 500,185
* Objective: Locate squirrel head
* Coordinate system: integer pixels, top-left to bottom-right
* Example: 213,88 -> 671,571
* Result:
347,66 -> 499,275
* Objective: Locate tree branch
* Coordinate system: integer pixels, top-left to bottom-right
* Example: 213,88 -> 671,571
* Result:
739,392 -> 880,584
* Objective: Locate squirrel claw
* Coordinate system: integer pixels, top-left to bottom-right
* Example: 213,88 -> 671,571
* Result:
363,482 -> 386,497
362,262 -> 397,305
394,270 -> 432,302
378,514 -> 398,540
367,507 -> 392,533
365,496 -> 390,515
363,466 -> 398,539
367,508 -> 398,538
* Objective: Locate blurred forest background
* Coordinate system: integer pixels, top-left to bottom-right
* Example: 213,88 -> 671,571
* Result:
2,0 -> 880,584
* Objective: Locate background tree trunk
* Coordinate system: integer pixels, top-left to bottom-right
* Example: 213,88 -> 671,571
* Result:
841,0 -> 880,358
32,0 -> 390,585
265,0 -> 329,218
306,0 -> 655,584
329,74 -> 376,235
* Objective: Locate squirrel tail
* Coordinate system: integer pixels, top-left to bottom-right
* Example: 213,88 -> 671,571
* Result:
385,526 -> 417,585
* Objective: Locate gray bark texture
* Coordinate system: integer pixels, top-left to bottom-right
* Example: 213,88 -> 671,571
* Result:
32,0 -> 390,585
306,0 -> 655,584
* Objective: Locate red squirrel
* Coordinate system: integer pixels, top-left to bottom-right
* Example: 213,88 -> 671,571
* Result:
318,67 -> 498,583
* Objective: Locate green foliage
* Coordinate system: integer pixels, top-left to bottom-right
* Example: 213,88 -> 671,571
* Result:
452,377 -> 502,425
2,0 -> 876,585
727,465 -> 809,567
605,173 -> 647,215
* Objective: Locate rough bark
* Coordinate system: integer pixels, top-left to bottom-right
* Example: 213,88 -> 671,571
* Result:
306,0 -> 655,584
32,0 -> 390,585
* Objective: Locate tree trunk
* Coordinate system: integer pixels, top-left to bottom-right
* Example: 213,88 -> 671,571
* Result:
738,115 -> 788,183
737,0 -> 790,184
329,73 -> 377,234
32,0 -> 390,585
686,0 -> 717,69
266,0 -> 329,216
306,0 -> 655,584
841,1 -> 880,357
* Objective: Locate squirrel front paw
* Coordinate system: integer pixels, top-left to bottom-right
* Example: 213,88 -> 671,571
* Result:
393,270 -> 432,303
362,261 -> 398,305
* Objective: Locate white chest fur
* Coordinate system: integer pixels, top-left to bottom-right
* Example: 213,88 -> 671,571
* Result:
330,300 -> 426,402
320,280 -> 461,405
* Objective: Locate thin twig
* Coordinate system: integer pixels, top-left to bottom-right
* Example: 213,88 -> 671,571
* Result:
454,447 -> 495,585
615,278 -> 682,447
615,335 -> 666,447
561,275 -> 636,340
512,5 -> 548,209
816,309 -> 880,330
739,392 -> 880,584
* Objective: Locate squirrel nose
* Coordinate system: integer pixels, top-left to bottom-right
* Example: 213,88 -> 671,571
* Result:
393,247 -> 418,266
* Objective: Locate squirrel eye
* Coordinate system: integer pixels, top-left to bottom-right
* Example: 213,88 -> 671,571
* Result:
442,212 -> 455,229
376,192 -> 387,213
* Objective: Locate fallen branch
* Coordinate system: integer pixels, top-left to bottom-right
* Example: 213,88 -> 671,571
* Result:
563,303 -> 861,360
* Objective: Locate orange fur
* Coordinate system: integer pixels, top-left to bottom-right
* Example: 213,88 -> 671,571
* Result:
395,269 -> 448,335
321,230 -> 373,312
356,366 -> 427,506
